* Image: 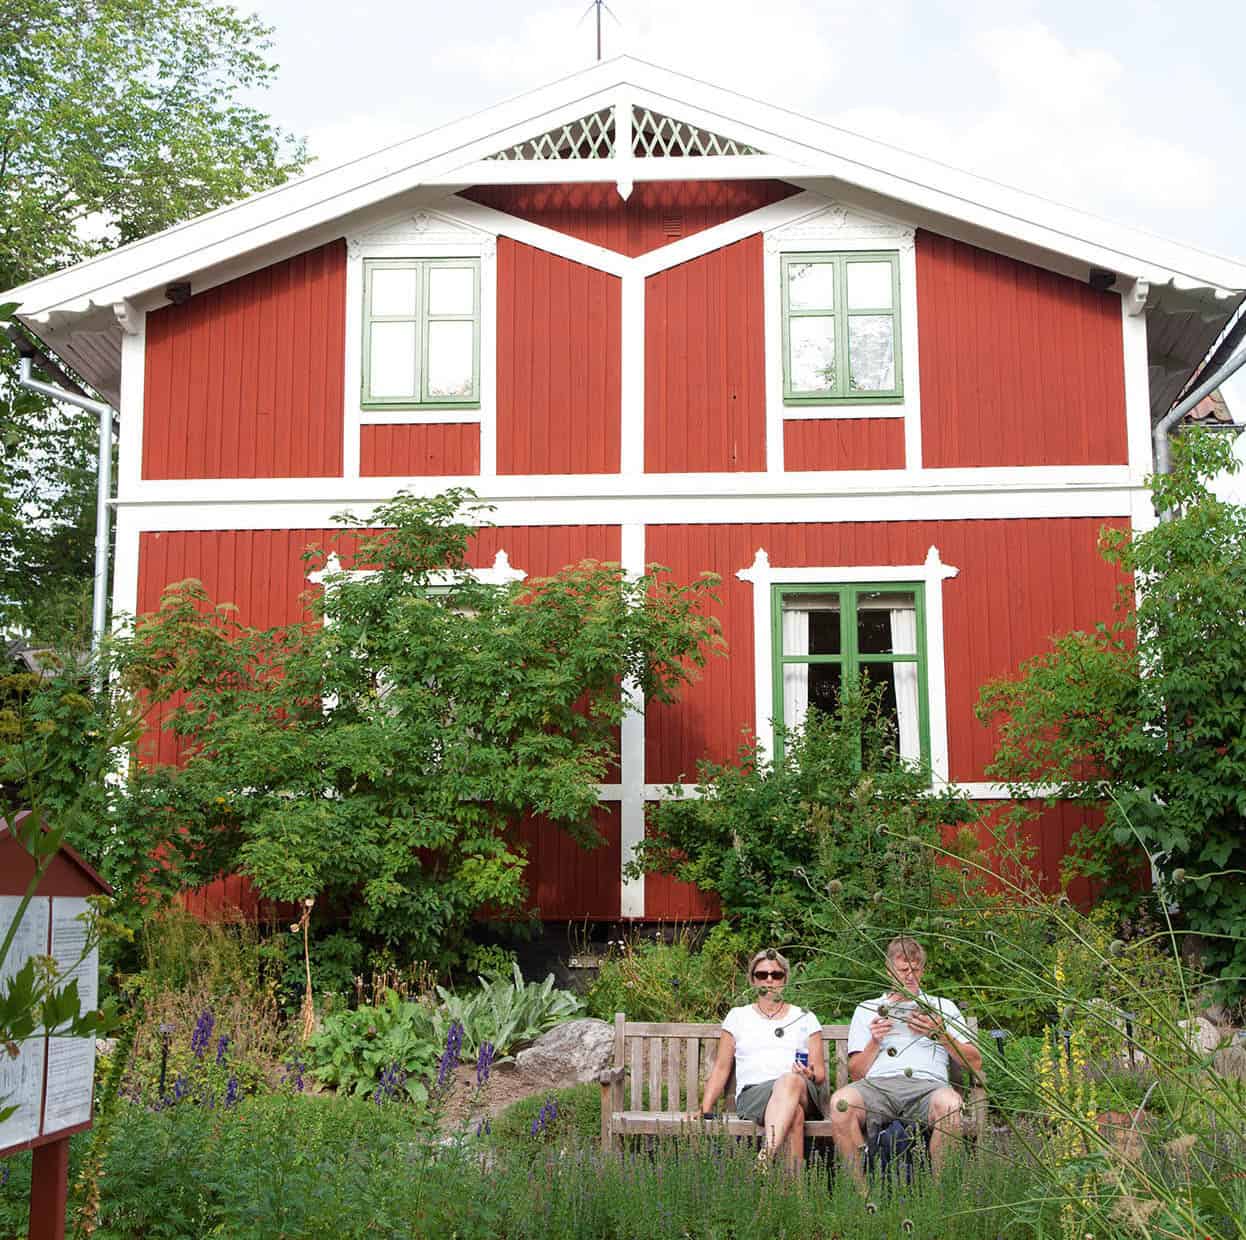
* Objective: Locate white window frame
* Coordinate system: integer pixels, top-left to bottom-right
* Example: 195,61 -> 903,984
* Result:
763,207 -> 922,473
343,210 -> 498,478
736,545 -> 957,784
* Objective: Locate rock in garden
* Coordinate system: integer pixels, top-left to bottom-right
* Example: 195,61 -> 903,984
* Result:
514,1018 -> 615,1083
1178,1016 -> 1224,1054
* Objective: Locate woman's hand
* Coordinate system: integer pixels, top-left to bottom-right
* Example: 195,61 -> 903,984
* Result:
792,1061 -> 815,1081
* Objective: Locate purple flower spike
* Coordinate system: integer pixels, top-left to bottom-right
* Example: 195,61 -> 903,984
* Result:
476,1041 -> 495,1086
224,1076 -> 239,1107
215,1034 -> 229,1065
436,1021 -> 464,1090
190,1010 -> 215,1060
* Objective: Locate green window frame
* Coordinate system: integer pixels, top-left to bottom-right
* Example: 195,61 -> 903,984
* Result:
362,257 -> 481,409
770,581 -> 929,763
780,251 -> 903,404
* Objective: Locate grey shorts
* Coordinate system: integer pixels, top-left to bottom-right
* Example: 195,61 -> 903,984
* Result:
735,1076 -> 824,1123
846,1076 -> 945,1139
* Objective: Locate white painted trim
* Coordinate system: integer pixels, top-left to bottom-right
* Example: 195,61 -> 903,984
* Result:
118,463 -> 1136,505
620,274 -> 645,474
442,155 -> 809,188
117,309 -> 146,492
360,411 -> 483,426
306,547 -> 525,588
736,545 -> 958,783
781,406 -> 906,421
619,522 -> 646,917
111,506 -> 141,625
623,780 -> 1065,801
452,198 -> 629,277
1121,298 -> 1153,485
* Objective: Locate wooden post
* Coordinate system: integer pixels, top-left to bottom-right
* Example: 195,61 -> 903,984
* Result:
28,1136 -> 69,1240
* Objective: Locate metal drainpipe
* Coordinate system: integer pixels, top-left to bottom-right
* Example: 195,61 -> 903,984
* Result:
16,356 -> 116,657
1152,344 -> 1246,519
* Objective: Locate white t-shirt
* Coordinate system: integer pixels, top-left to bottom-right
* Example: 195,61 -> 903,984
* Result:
846,992 -> 974,1083
722,1004 -> 823,1089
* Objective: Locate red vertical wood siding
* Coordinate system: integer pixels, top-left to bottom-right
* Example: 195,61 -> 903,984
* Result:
518,804 -> 621,920
963,802 -> 1102,904
783,419 -> 905,471
643,831 -> 721,922
916,231 -> 1127,467
359,424 -> 480,475
645,235 -> 767,473
644,517 -> 1129,784
496,239 -> 621,474
461,181 -> 798,258
143,241 -> 346,479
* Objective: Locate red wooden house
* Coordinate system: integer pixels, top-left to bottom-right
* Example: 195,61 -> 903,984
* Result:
7,59 -> 1246,923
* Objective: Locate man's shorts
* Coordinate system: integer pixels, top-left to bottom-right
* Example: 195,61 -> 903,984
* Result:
848,1076 -> 946,1139
735,1076 -> 824,1123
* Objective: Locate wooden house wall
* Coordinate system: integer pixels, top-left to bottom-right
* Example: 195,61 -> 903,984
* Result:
915,231 -> 1128,468
142,241 -> 346,480
645,234 -> 768,472
360,424 -> 480,476
783,419 -> 905,471
496,239 -> 621,474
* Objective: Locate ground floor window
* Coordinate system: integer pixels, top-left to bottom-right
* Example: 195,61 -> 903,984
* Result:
771,581 -> 928,763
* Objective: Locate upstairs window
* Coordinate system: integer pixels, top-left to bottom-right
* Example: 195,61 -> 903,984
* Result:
773,582 -> 927,763
781,252 -> 902,404
362,258 -> 480,408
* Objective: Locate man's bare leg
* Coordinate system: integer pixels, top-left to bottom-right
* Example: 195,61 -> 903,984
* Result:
925,1087 -> 963,1177
828,1084 -> 868,1188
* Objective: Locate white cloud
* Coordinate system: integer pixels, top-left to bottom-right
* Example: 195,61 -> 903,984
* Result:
832,23 -> 1218,219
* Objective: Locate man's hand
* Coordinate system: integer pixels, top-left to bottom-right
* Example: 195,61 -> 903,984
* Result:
868,1015 -> 894,1045
908,1011 -> 946,1041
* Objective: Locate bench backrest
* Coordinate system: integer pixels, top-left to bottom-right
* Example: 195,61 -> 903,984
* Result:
609,1012 -> 979,1114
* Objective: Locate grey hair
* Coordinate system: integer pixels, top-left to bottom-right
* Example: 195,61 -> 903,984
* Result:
746,947 -> 792,985
885,935 -> 927,967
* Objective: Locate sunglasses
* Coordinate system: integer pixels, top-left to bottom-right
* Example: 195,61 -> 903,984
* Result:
752,970 -> 786,981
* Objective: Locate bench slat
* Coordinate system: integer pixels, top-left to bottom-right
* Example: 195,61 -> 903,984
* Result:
684,1037 -> 699,1115
629,1035 -> 643,1111
667,1034 -> 681,1112
648,1033 -> 663,1110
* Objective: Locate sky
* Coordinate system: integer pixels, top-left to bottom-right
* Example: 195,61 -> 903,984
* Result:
242,0 -> 1246,428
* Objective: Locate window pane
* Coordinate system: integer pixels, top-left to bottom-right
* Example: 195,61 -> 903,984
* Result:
780,593 -> 841,654
789,317 -> 836,393
427,266 -> 475,315
856,591 -> 917,654
368,321 -> 417,398
848,316 -> 895,391
862,662 -> 921,760
788,262 -> 835,311
807,664 -> 843,718
847,262 -> 893,309
370,267 -> 418,317
426,320 -> 475,399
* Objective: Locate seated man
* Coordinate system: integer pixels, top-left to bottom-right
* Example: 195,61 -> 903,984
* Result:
829,935 -> 981,1183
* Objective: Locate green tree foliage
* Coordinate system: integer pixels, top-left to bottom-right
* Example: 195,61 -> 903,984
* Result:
634,685 -> 977,942
117,490 -> 723,963
979,429 -> 1246,992
0,0 -> 308,639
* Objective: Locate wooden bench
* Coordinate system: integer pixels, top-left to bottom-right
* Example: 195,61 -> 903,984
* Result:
599,1013 -> 986,1152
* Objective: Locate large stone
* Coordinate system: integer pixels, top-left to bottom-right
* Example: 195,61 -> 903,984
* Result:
1179,1016 -> 1225,1054
514,1018 -> 615,1084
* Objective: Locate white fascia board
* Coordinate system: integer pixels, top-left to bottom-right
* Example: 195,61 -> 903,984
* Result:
119,463 -> 1136,505
439,155 -> 810,187
113,481 -> 1138,535
8,56 -> 1246,330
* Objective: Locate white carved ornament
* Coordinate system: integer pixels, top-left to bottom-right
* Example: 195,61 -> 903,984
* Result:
765,200 -> 914,253
348,207 -> 495,255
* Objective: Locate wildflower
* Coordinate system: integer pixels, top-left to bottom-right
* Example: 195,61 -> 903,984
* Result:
1164,1133 -> 1196,1159
670,976 -> 680,991
827,879 -> 843,896
190,1009 -> 215,1060
172,1075 -> 188,1102
904,1067 -> 913,1078
836,1098 -> 848,1112
224,1076 -> 239,1107
215,1035 -> 229,1065
872,891 -> 883,904
476,1041 -> 496,1086
902,1221 -> 914,1234
436,1021 -> 464,1091
866,1202 -> 878,1214
283,1056 -> 306,1092
1171,867 -> 1186,883
1108,939 -> 1125,957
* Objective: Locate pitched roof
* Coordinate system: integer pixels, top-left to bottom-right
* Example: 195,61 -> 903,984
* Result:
6,56 -> 1244,415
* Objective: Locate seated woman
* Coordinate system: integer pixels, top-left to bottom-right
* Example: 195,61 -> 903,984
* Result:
693,948 -> 826,1169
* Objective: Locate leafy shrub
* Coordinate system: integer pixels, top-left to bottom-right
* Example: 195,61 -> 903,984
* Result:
431,964 -> 584,1057
636,694 -> 977,943
307,990 -> 438,1102
585,924 -> 748,1022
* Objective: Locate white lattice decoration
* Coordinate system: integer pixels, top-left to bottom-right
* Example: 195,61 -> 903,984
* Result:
485,108 -> 616,160
631,107 -> 763,157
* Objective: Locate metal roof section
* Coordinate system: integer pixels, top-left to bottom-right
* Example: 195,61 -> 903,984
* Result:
4,55 -> 1244,415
